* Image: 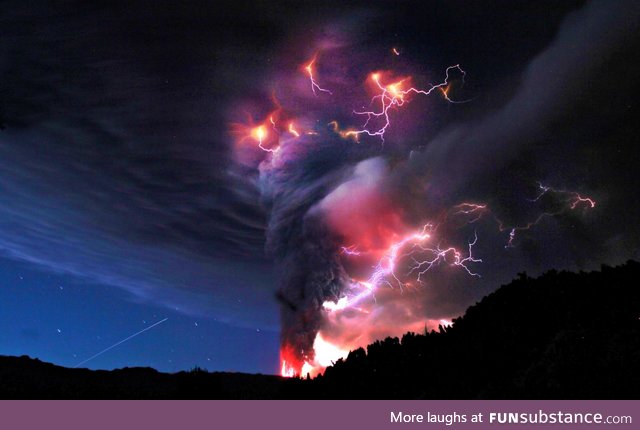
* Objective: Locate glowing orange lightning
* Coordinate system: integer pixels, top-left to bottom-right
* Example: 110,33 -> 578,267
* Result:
304,56 -> 332,96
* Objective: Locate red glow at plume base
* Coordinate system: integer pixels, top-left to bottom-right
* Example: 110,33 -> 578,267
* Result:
278,219 -> 482,378
280,319 -> 453,378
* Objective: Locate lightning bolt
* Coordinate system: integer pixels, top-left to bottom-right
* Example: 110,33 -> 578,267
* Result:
340,245 -> 363,256
304,56 -> 332,96
342,65 -> 469,142
325,224 -> 481,314
452,182 -> 596,248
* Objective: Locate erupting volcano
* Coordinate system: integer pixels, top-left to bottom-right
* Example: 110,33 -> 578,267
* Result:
3,0 -> 640,388
230,41 -> 595,378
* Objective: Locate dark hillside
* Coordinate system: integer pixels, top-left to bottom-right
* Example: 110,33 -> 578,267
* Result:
293,261 -> 640,398
2,261 -> 638,399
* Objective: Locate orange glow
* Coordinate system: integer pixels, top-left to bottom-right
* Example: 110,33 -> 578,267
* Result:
280,345 -> 303,377
304,58 -> 315,75
281,360 -> 295,378
230,110 -> 282,153
251,125 -> 267,142
368,71 -> 410,94
302,54 -> 332,95
288,122 -> 300,137
328,120 -> 360,142
280,333 -> 349,378
311,333 -> 349,368
386,81 -> 406,100
300,333 -> 349,378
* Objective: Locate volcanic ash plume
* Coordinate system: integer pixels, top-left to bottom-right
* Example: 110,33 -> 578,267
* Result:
257,137 -> 355,376
227,9 -> 607,374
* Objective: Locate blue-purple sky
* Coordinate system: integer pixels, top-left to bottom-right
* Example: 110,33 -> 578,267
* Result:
1,0 -> 639,374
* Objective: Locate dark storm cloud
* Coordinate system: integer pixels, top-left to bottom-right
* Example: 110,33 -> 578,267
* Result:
406,0 -> 640,266
366,0 -> 640,318
414,0 -> 640,192
0,2 -> 289,325
311,0 -> 640,329
0,1 -> 384,328
257,0 -> 640,365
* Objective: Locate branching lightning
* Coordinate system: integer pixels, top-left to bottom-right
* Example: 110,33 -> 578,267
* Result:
324,224 -> 482,316
233,108 -> 308,154
408,231 -> 483,280
324,182 -> 596,320
452,182 -> 596,248
343,65 -> 468,142
304,56 -> 332,96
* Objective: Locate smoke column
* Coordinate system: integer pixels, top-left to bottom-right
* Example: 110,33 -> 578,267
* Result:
258,136 -> 354,374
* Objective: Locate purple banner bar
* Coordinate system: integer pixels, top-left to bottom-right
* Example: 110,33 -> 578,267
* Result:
0,400 -> 637,429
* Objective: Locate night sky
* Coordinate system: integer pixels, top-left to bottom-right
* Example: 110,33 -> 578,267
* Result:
1,1 -> 639,375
